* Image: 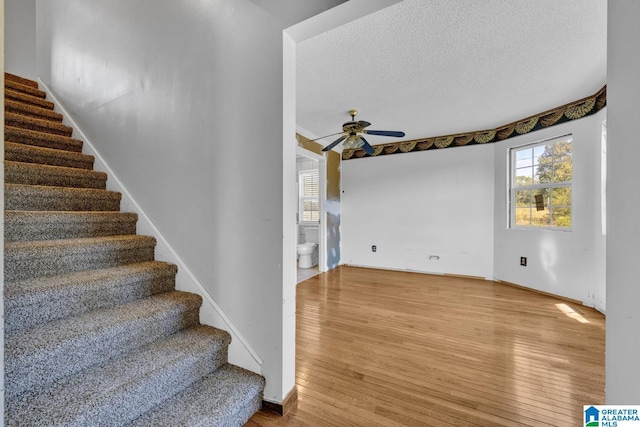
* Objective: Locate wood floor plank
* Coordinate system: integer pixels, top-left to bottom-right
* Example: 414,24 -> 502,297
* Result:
247,266 -> 605,426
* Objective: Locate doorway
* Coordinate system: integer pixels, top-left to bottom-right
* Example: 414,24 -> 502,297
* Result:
296,147 -> 325,283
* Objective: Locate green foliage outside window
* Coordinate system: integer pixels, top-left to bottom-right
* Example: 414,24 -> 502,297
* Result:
511,137 -> 572,229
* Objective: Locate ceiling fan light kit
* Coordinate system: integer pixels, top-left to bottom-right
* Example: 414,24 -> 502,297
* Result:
320,109 -> 405,155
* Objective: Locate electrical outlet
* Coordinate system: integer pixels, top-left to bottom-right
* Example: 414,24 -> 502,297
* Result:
520,257 -> 527,266
372,245 -> 377,252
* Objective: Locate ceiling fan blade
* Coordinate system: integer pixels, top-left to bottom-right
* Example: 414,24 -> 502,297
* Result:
364,130 -> 406,138
358,121 -> 372,129
359,136 -> 375,155
322,135 -> 347,152
308,131 -> 344,142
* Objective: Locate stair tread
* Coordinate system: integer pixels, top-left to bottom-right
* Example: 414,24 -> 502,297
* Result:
4,234 -> 156,283
5,210 -> 136,222
4,211 -> 138,236
5,72 -> 39,88
4,141 -> 94,169
5,261 -> 177,332
6,260 -> 176,305
5,88 -> 55,110
5,182 -> 119,195
4,210 -> 137,242
5,183 -> 121,212
4,160 -> 108,188
128,364 -> 265,427
5,79 -> 47,98
5,291 -> 203,398
5,125 -> 83,152
6,290 -> 200,355
6,325 -> 231,426
6,111 -> 73,137
5,98 -> 64,122
5,234 -> 156,255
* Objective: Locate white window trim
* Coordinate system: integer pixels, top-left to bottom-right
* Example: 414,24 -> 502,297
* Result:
298,169 -> 320,225
509,134 -> 573,231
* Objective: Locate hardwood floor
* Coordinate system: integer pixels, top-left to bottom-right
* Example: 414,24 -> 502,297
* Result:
246,266 -> 605,426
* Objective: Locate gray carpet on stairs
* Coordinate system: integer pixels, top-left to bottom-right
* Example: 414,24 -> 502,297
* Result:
5,98 -> 64,122
5,140 -> 95,169
6,325 -> 232,426
4,211 -> 138,242
5,125 -> 84,152
3,72 -> 264,426
5,111 -> 74,137
5,160 -> 108,188
5,183 -> 122,211
4,235 -> 157,282
4,261 -> 178,332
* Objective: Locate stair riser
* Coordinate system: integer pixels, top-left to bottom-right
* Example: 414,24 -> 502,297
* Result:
98,347 -> 229,426
6,112 -> 74,137
5,163 -> 107,189
5,88 -> 55,110
5,269 -> 177,332
5,185 -> 121,212
5,72 -> 39,88
128,364 -> 265,427
5,80 -> 47,98
226,395 -> 264,427
5,126 -> 83,152
5,245 -> 155,282
4,213 -> 138,242
5,141 -> 94,170
5,99 -> 64,122
5,326 -> 231,425
6,302 -> 202,398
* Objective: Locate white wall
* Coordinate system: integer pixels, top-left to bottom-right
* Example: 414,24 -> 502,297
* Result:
28,0 -> 405,406
4,0 -> 36,79
281,32 -> 297,401
494,109 -> 607,309
606,0 -> 640,404
35,0 -> 291,403
342,144 -> 495,279
342,107 -> 606,310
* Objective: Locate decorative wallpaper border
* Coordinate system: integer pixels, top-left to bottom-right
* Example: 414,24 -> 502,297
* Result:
342,86 -> 606,160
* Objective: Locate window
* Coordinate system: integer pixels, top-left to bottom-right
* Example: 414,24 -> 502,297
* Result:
299,170 -> 319,223
510,135 -> 572,229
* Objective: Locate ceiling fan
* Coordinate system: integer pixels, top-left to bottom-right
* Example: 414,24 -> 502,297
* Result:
319,109 -> 405,155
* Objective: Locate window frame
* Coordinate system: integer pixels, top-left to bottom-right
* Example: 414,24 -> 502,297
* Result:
298,169 -> 320,224
509,134 -> 573,231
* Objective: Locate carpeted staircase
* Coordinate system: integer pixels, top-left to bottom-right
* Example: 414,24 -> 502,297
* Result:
3,72 -> 265,426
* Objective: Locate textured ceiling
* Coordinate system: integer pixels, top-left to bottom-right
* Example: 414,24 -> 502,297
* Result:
296,0 -> 607,148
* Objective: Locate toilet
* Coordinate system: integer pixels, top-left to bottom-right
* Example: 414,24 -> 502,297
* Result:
297,227 -> 319,268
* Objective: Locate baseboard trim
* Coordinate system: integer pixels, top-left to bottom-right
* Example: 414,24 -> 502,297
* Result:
495,279 -> 583,305
263,386 -> 298,416
341,264 -> 490,281
444,272 -> 487,281
341,265 -> 585,306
